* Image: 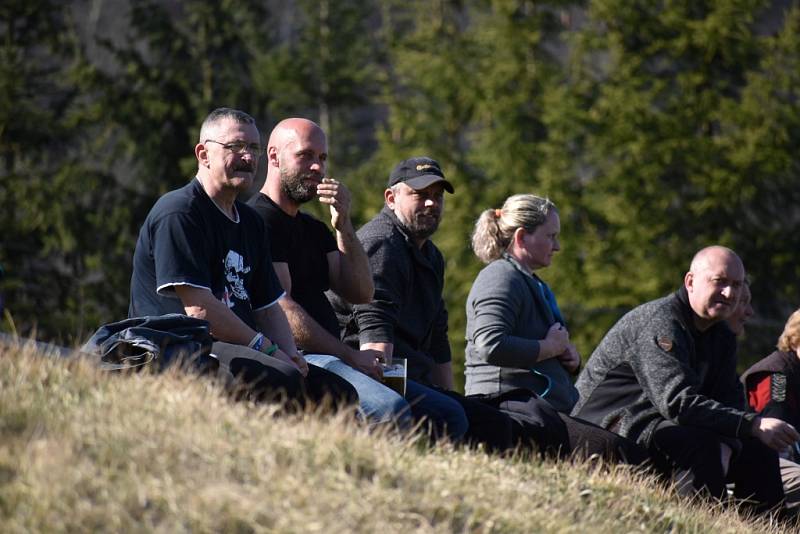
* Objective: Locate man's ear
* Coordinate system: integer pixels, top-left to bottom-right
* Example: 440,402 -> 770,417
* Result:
195,143 -> 209,168
384,187 -> 395,209
267,146 -> 280,168
684,271 -> 694,293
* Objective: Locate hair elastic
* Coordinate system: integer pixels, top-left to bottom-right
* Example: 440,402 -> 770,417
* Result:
494,208 -> 502,218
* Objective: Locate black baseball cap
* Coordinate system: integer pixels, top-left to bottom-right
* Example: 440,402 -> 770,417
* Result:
387,156 -> 454,193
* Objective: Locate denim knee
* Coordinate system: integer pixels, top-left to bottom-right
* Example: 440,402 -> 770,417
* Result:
304,353 -> 413,429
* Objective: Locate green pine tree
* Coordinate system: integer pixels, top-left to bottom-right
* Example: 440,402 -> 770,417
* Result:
0,1 -> 133,340
539,0 -> 784,359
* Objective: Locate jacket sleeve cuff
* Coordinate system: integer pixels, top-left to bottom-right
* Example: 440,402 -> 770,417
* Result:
736,412 -> 758,438
358,325 -> 394,345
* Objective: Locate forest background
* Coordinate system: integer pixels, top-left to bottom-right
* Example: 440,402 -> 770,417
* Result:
2,0 -> 799,390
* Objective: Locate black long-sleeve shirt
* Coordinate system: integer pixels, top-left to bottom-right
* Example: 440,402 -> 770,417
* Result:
331,208 -> 451,384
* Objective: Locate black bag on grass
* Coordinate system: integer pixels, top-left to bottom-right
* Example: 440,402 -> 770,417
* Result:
81,314 -> 215,372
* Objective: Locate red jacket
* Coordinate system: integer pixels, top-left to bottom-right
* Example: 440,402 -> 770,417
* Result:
741,350 -> 800,431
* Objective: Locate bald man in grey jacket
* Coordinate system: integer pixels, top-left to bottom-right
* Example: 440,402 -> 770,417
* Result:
573,246 -> 798,511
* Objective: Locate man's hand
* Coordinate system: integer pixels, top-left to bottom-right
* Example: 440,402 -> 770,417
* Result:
317,177 -> 352,231
557,343 -> 581,374
540,323 -> 570,360
752,417 -> 800,451
290,350 -> 309,377
272,347 -> 309,377
344,347 -> 384,380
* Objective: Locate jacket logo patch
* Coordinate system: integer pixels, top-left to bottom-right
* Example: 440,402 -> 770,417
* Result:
656,336 -> 673,352
771,373 -> 787,402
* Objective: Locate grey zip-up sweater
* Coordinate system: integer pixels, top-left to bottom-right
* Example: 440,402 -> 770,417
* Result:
571,287 -> 756,446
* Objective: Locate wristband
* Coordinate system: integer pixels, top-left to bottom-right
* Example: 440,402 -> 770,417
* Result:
264,342 -> 279,356
249,333 -> 266,352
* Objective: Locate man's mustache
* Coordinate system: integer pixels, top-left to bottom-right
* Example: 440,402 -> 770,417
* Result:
301,171 -> 323,181
234,162 -> 254,172
418,209 -> 440,218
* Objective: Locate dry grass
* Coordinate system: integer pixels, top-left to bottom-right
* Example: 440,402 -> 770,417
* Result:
0,344 -> 793,533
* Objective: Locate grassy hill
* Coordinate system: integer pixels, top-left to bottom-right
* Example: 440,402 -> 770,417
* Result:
0,344 -> 791,533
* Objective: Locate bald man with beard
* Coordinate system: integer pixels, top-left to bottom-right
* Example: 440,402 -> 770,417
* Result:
247,119 -> 469,437
251,120 -> 378,371
129,108 -> 357,410
572,246 -> 799,513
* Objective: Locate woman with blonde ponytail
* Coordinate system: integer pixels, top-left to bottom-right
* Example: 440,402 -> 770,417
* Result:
467,194 -> 579,410
464,194 -> 645,463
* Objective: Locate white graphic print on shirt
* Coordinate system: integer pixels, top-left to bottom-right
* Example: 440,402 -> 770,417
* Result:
222,250 -> 251,308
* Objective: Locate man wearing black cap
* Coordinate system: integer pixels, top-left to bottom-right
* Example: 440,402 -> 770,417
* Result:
332,157 -> 513,450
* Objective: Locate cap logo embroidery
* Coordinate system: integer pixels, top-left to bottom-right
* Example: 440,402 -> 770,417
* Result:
416,164 -> 436,171
657,336 -> 673,352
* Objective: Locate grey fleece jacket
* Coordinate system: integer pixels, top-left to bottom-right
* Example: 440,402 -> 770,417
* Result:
571,287 -> 756,447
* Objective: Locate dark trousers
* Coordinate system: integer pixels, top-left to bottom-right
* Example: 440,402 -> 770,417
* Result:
471,390 -> 570,457
473,390 -> 646,463
437,389 -> 515,453
649,421 -> 784,511
211,341 -> 358,410
558,413 -> 649,465
301,364 -> 359,409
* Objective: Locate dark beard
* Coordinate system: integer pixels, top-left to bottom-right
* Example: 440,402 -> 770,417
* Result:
279,168 -> 319,203
399,211 -> 441,241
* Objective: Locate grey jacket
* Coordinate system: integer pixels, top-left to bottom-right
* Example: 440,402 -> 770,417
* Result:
464,254 -> 579,412
571,287 -> 755,446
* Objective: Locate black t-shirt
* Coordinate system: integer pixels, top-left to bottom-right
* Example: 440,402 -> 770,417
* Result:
248,193 -> 339,337
129,179 -> 284,330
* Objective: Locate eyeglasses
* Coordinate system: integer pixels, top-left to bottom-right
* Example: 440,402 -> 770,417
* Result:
204,139 -> 262,155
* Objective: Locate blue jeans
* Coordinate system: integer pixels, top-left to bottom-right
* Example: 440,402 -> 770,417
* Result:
304,355 -> 468,441
305,354 -> 413,429
405,380 -> 469,442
